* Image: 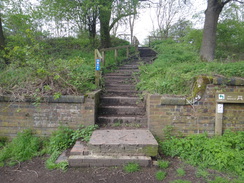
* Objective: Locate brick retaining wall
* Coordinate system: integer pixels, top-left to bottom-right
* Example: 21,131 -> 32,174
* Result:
147,77 -> 244,139
0,90 -> 101,137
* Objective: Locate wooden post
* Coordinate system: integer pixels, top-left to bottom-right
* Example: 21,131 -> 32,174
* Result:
126,47 -> 129,58
114,49 -> 118,64
102,51 -> 105,67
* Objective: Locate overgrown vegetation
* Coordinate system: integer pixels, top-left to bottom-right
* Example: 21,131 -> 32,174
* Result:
0,129 -> 42,166
137,39 -> 244,95
0,125 -> 98,170
0,34 -> 131,101
159,130 -> 244,177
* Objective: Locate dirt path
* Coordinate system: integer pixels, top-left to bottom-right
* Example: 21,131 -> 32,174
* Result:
0,155 -> 228,183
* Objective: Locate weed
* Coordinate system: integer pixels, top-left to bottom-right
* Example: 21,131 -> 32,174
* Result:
0,129 -> 41,166
123,162 -> 140,173
176,168 -> 186,176
208,176 -> 244,183
0,136 -> 8,149
160,130 -> 244,177
196,168 -> 210,179
157,160 -> 170,169
45,125 -> 97,170
155,170 -> 167,181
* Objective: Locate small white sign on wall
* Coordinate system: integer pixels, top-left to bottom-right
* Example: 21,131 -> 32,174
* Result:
217,104 -> 224,113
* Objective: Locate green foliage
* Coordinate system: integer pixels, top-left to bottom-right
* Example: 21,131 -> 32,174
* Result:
170,180 -> 191,183
123,162 -> 140,173
45,125 -> 97,170
155,170 -> 167,181
176,168 -> 186,176
160,130 -> 244,177
138,40 -> 244,95
0,129 -> 41,166
0,136 -> 8,149
157,160 -> 170,169
216,20 -> 244,60
208,176 -> 243,183
196,168 -> 210,179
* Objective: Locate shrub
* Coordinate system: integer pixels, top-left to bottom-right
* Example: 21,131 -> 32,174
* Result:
160,130 -> 244,177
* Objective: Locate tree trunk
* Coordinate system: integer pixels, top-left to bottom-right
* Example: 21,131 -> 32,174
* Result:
99,0 -> 113,48
0,17 -> 5,50
200,0 -> 224,61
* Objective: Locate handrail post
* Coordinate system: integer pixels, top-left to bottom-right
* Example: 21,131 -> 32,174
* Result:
114,49 -> 118,64
102,51 -> 105,67
126,47 -> 129,58
94,49 -> 103,88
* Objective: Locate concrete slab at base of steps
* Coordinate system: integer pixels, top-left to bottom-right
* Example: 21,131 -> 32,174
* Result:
88,130 -> 158,157
69,154 -> 151,167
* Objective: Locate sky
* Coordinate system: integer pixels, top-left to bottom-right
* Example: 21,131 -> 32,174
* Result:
119,0 -> 207,44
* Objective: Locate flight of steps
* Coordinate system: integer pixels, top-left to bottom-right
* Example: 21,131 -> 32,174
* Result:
67,47 -> 158,167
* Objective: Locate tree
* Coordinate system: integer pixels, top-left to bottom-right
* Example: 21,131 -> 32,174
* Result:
200,0 -> 244,61
99,0 -> 139,48
0,17 -> 4,50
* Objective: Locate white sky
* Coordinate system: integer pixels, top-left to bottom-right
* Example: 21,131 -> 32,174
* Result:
123,0 -> 207,44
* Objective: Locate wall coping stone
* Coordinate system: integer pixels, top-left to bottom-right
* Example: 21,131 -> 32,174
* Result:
213,76 -> 244,86
0,90 -> 102,103
160,95 -> 186,105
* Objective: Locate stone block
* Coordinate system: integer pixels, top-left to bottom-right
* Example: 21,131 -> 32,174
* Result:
161,96 -> 186,105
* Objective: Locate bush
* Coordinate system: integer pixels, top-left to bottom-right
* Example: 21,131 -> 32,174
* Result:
160,130 -> 244,177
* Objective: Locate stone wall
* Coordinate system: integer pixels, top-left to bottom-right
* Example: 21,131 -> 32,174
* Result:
147,77 -> 244,139
0,90 -> 101,137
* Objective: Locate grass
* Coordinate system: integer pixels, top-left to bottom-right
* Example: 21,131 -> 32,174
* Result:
176,168 -> 186,176
0,125 -> 98,170
0,129 -> 41,167
123,162 -> 140,173
157,160 -> 170,169
155,170 -> 167,181
137,39 -> 244,95
160,130 -> 244,178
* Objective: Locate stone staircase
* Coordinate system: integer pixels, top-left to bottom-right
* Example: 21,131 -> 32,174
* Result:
67,47 -> 158,167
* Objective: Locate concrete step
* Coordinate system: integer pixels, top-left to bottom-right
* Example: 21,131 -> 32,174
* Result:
99,106 -> 145,115
68,130 -> 158,167
100,96 -> 143,106
69,154 -> 151,167
104,85 -> 136,91
98,116 -> 147,126
104,75 -> 131,79
88,130 -> 158,156
103,89 -> 138,96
